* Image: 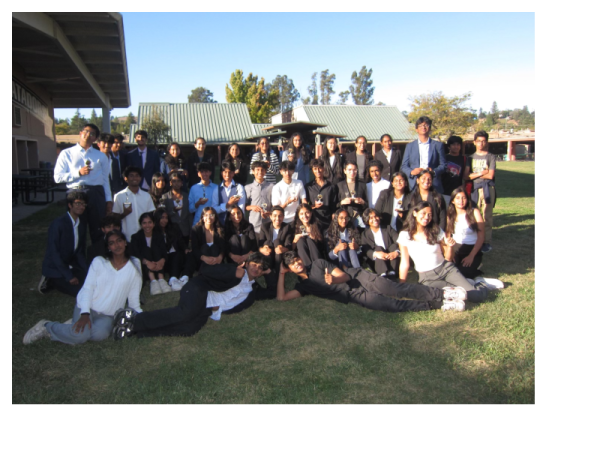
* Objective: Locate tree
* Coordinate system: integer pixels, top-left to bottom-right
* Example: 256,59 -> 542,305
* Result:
225,70 -> 277,123
478,107 -> 486,119
90,109 -> 103,129
55,122 -> 70,135
490,101 -> 498,115
319,70 -> 336,105
349,66 -> 375,105
69,108 -> 86,134
142,106 -> 172,150
337,90 -> 350,105
188,87 -> 216,103
407,91 -> 476,140
303,72 -> 319,105
267,75 -> 300,113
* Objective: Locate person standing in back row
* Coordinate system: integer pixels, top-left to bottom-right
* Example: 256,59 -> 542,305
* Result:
401,116 -> 446,194
54,123 -> 112,243
467,130 -> 496,253
125,129 -> 161,192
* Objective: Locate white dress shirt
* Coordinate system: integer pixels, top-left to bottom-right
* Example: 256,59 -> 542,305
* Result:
418,138 -> 430,169
212,180 -> 246,216
271,179 -> 306,223
366,179 -> 390,208
112,187 -> 156,241
54,143 -> 112,201
76,257 -> 143,315
67,212 -> 80,252
206,271 -> 255,321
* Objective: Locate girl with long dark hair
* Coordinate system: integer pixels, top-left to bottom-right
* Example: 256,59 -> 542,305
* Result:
344,135 -> 373,182
161,171 -> 192,242
154,208 -> 191,291
224,143 -> 248,185
407,168 -> 446,226
282,132 -> 312,185
150,172 -> 168,208
326,208 -> 361,269
130,212 -> 169,296
250,137 -> 279,184
292,203 -> 325,266
375,171 -> 411,231
320,136 -> 345,185
190,206 -> 225,269
23,230 -> 143,345
224,205 -> 257,265
398,201 -> 491,304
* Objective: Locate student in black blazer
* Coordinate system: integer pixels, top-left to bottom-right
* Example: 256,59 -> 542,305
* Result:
374,172 -> 412,232
109,134 -> 127,196
38,191 -> 89,297
374,134 -> 402,181
190,206 -> 225,273
406,168 -> 447,227
336,160 -> 368,228
161,172 -> 192,240
361,208 -> 401,278
130,212 -> 169,295
224,143 -> 248,186
344,135 -> 373,182
257,206 -> 293,295
224,205 -> 257,265
320,136 -> 345,186
125,130 -> 162,191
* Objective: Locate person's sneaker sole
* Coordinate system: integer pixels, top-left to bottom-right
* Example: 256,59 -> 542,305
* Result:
441,300 -> 465,312
112,324 -> 133,341
442,286 -> 467,302
23,319 -> 50,344
113,308 -> 136,328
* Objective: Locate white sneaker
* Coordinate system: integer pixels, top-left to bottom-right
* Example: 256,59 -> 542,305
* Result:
466,278 -> 476,286
23,320 -> 51,344
150,280 -> 161,296
179,276 -> 189,287
443,286 -> 467,302
170,278 -> 182,291
442,299 -> 465,312
158,278 -> 172,293
474,277 -> 504,290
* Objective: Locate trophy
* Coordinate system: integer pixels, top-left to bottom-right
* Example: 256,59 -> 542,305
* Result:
261,202 -> 269,213
178,159 -> 184,171
300,225 -> 308,236
124,194 -> 131,209
316,194 -> 323,203
350,190 -> 356,199
174,199 -> 183,212
202,186 -> 206,198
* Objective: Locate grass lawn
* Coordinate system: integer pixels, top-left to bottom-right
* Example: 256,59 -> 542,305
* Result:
12,161 -> 534,404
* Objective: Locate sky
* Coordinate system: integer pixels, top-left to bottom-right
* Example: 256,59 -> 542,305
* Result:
54,12 -> 535,121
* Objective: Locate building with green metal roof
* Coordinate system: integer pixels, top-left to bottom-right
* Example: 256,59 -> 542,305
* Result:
272,105 -> 417,143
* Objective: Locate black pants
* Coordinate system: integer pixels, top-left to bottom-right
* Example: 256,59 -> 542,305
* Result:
48,266 -> 87,298
187,244 -> 222,275
347,269 -> 445,312
367,246 -> 400,276
453,244 -> 483,279
165,251 -> 189,279
228,234 -> 255,257
296,237 -> 321,267
67,185 -> 106,243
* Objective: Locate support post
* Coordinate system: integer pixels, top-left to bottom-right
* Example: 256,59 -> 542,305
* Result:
102,107 -> 111,133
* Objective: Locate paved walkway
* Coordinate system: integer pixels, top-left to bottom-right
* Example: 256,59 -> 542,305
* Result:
12,191 -> 67,224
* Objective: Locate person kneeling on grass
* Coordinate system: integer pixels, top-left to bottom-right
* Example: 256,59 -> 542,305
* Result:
24,231 -> 143,345
276,251 -> 467,313
112,252 -> 271,340
398,201 -> 501,303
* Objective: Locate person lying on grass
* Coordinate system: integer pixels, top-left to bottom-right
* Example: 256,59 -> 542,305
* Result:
111,252 -> 272,340
24,230 -> 143,345
276,251 -> 467,313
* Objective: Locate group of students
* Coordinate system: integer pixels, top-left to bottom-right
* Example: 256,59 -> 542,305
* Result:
23,117 -> 503,346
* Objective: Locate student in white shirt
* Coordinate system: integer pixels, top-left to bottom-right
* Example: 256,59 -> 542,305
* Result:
398,201 -> 489,306
112,166 -> 156,242
366,160 -> 390,208
24,230 -> 143,345
271,160 -> 307,223
112,252 -> 272,339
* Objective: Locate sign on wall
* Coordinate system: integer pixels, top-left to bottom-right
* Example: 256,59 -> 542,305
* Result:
12,78 -> 49,122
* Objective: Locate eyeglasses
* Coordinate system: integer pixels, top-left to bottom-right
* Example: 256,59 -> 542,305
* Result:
81,130 -> 97,138
417,124 -> 430,129
204,213 -> 215,219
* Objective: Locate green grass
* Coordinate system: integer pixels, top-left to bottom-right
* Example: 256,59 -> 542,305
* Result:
12,161 -> 535,403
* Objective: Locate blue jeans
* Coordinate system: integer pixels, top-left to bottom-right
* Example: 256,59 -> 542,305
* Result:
45,306 -> 113,345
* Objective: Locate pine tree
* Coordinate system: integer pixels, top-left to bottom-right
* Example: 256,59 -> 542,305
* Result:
349,66 -> 375,105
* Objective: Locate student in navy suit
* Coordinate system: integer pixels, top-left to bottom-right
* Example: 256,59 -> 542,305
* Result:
401,116 -> 446,194
38,191 -> 89,297
125,129 -> 161,192
109,133 -> 127,196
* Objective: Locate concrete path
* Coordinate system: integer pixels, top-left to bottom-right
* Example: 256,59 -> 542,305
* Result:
12,191 -> 67,224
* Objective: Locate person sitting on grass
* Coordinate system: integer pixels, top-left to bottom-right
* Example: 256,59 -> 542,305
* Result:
258,206 -> 293,296
189,206 -> 225,274
325,208 -> 361,269
111,253 -> 271,339
154,208 -> 191,292
24,230 -> 143,345
398,201 -> 496,305
292,203 -> 325,266
225,205 -> 257,265
86,214 -> 122,265
38,191 -> 89,297
361,208 -> 400,279
444,187 -> 504,289
130,212 -> 169,296
276,251 -> 468,313
374,171 -> 411,232
406,168 -> 446,227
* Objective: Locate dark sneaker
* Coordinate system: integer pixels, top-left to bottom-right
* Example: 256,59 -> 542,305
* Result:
481,243 -> 492,253
113,308 -> 136,328
113,324 -> 134,341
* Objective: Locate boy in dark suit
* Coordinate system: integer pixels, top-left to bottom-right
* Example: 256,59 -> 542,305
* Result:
125,129 -> 161,191
38,191 -> 89,297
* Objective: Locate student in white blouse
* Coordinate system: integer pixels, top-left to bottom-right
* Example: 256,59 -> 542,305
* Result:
271,160 -> 307,223
24,231 -> 143,345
